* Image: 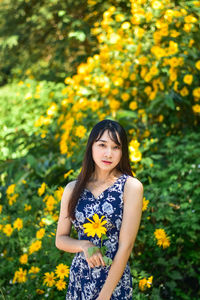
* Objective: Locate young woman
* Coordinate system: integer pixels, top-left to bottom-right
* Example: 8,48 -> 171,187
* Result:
55,119 -> 144,300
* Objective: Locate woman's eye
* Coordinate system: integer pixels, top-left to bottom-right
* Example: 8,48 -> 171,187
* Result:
114,146 -> 120,149
99,144 -> 105,147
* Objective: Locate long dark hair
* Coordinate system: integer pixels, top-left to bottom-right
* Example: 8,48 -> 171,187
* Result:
68,119 -> 133,220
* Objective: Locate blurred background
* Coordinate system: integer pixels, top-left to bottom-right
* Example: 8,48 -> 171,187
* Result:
0,0 -> 200,299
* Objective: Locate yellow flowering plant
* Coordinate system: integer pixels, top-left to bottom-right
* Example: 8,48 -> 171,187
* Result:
83,214 -> 112,266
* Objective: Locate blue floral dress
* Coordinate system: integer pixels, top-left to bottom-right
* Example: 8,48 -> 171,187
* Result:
66,174 -> 133,300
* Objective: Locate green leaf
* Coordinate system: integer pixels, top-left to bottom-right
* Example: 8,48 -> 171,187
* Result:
101,234 -> 108,241
58,10 -> 66,17
116,109 -> 137,119
165,96 -> 175,110
68,31 -> 86,42
100,246 -> 106,256
103,255 -> 112,266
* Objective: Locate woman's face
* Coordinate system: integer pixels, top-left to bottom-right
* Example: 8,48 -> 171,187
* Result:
92,130 -> 122,172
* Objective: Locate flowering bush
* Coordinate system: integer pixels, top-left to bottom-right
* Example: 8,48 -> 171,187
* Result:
0,0 -> 200,299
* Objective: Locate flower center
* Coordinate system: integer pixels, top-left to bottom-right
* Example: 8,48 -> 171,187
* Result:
93,223 -> 99,229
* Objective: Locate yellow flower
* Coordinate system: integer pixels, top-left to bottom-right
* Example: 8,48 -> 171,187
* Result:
47,102 -> 57,116
38,183 -> 46,196
154,228 -> 170,249
29,266 -> 40,274
195,60 -> 200,70
55,263 -> 69,279
129,139 -> 142,163
180,87 -> 189,97
138,56 -> 148,65
115,14 -> 125,22
54,186 -> 64,201
19,254 -> 28,264
45,195 -> 55,211
154,228 -> 166,240
36,289 -> 45,294
64,170 -> 73,179
183,75 -> 193,85
130,73 -> 136,81
43,272 -> 56,287
83,214 -> 107,238
6,184 -> 16,195
121,93 -> 130,102
169,68 -> 177,81
183,23 -> 192,33
24,204 -> 32,211
193,87 -> 200,98
152,1 -> 163,9
3,224 -> 13,236
75,125 -> 87,138
17,268 -> 27,283
129,101 -> 138,110
142,197 -> 149,211
144,86 -> 152,95
0,205 -> 2,214
139,278 -> 147,291
36,228 -> 45,239
139,275 -> 153,291
184,15 -> 198,23
8,193 -> 19,205
131,88 -> 137,96
56,279 -> 66,291
29,240 -> 42,255
111,88 -> 119,95
13,218 -> 23,231
157,236 -> 170,248
121,22 -> 131,30
13,268 -> 27,283
109,99 -> 120,111
192,104 -> 200,113
149,66 -> 159,76
146,276 -> 153,288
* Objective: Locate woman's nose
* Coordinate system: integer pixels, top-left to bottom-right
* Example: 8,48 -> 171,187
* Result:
104,148 -> 112,157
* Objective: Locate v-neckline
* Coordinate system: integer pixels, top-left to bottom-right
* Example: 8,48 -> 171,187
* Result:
84,174 -> 124,200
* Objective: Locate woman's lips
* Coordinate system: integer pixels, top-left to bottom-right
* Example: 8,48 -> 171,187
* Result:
102,160 -> 112,164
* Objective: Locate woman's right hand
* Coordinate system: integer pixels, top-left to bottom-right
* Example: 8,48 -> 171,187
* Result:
81,240 -> 106,268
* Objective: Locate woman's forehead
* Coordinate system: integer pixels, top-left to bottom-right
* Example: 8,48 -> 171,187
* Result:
96,130 -> 121,143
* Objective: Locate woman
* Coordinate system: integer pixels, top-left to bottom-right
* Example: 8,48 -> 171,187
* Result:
55,119 -> 144,300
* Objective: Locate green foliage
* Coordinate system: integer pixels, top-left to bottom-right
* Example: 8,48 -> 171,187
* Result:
0,0 -> 129,84
0,79 -> 65,160
0,0 -> 200,299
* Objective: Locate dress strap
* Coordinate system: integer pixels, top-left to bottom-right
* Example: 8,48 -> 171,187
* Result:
121,174 -> 132,193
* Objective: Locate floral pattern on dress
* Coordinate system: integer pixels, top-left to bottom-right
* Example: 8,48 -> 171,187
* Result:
66,174 -> 133,300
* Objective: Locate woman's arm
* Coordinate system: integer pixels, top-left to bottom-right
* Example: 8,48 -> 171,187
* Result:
55,181 -> 83,253
55,181 -> 105,268
97,177 -> 144,300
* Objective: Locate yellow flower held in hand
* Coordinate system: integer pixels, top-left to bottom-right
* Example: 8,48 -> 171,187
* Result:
83,214 -> 107,238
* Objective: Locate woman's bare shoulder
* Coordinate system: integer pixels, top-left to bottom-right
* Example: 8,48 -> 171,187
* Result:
65,180 -> 77,192
61,180 -> 77,204
125,176 -> 143,193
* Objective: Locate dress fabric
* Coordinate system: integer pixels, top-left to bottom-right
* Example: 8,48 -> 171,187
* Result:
66,174 -> 133,300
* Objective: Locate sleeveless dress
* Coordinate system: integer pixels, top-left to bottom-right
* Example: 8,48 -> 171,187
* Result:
66,173 -> 133,300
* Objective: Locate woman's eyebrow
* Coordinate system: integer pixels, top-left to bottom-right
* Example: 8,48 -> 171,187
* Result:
96,139 -> 107,143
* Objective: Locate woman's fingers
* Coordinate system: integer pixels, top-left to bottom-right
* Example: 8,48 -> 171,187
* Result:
82,241 -> 106,268
88,253 -> 105,268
